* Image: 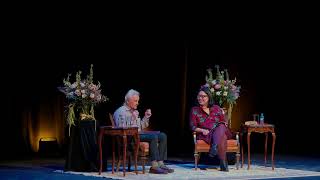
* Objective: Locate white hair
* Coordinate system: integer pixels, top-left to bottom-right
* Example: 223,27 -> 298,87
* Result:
125,89 -> 140,103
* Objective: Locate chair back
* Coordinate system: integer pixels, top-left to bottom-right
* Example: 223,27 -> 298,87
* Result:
109,113 -> 115,127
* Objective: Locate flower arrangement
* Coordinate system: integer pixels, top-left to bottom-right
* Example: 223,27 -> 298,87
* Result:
202,65 -> 241,127
58,64 -> 108,131
203,65 -> 241,107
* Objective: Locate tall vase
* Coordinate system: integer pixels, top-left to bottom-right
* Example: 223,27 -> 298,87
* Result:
222,104 -> 233,128
80,104 -> 96,131
80,104 -> 95,120
227,103 -> 233,128
81,105 -> 90,116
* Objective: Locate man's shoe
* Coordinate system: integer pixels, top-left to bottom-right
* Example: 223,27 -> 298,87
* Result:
160,165 -> 174,173
149,167 -> 168,174
220,160 -> 229,172
208,144 -> 217,157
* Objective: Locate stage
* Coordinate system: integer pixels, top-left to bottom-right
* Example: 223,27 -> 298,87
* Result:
1,154 -> 320,180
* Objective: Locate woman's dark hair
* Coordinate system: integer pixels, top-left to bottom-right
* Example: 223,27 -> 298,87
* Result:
198,86 -> 214,107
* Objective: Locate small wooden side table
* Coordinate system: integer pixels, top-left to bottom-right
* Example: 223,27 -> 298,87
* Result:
240,123 -> 276,170
98,126 -> 140,176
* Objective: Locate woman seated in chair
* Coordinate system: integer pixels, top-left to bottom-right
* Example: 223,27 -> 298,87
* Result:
190,86 -> 230,171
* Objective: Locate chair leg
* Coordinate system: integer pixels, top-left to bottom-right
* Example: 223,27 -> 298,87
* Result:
116,152 -> 133,172
116,157 -> 121,172
142,158 -> 145,174
236,152 -> 240,170
128,154 -> 131,172
116,141 -> 122,172
116,149 -> 121,172
194,152 -> 199,170
140,154 -> 147,174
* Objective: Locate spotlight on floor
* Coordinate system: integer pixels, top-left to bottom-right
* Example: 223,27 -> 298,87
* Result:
38,137 -> 59,157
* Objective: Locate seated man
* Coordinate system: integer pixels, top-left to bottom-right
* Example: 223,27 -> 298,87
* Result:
113,89 -> 174,174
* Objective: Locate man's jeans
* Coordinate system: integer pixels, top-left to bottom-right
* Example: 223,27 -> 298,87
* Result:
139,132 -> 167,161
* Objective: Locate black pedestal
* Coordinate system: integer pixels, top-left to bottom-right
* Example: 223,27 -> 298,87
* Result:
65,120 -> 99,172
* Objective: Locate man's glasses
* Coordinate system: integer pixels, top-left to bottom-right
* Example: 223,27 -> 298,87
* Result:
197,95 -> 208,98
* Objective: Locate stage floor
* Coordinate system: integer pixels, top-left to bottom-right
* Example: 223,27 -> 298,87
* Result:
1,154 -> 320,180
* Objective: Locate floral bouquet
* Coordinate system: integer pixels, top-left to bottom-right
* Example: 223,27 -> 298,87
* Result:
202,65 -> 241,127
58,64 -> 108,132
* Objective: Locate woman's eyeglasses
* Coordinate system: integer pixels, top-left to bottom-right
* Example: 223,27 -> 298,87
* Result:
197,95 -> 208,98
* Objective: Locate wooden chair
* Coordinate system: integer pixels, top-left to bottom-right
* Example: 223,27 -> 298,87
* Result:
108,113 -> 150,174
193,112 -> 240,170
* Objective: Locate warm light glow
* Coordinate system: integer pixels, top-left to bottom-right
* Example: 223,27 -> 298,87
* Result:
32,118 -> 57,151
25,99 -> 65,152
39,137 -> 57,142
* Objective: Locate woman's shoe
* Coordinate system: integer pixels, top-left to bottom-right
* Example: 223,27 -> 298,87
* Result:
220,160 -> 229,172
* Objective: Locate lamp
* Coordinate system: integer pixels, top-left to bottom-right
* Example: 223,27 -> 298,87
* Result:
38,137 -> 59,156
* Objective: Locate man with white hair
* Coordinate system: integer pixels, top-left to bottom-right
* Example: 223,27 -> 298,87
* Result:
113,89 -> 174,174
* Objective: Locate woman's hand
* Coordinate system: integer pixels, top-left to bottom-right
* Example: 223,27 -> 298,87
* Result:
221,108 -> 226,114
201,129 -> 209,135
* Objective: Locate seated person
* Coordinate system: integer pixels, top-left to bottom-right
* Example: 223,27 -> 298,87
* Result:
190,86 -> 230,171
113,89 -> 174,174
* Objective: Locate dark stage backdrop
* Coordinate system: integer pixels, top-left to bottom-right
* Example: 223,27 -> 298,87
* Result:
1,38 -> 319,160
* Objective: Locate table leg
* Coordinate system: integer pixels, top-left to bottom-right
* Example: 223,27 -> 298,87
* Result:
240,132 -> 244,168
99,131 -> 103,175
272,132 -> 276,170
134,134 -> 140,175
264,132 -> 268,166
122,135 -> 127,176
112,137 -> 115,174
117,141 -> 121,172
247,132 -> 251,170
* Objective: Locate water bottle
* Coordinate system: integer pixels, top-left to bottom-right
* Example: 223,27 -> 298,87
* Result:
126,116 -> 131,127
132,117 -> 138,127
260,113 -> 264,125
119,118 -> 123,127
124,116 -> 128,128
119,116 -> 125,127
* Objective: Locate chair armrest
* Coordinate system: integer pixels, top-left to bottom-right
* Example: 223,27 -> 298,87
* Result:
193,132 -> 197,144
235,132 -> 239,145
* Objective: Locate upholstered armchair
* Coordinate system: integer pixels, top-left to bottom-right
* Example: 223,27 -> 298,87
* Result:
193,129 -> 240,170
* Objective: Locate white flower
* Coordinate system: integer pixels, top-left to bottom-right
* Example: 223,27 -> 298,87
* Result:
82,94 -> 87,98
71,83 -> 77,89
223,91 -> 228,96
216,91 -> 221,96
67,92 -> 74,96
90,93 -> 95,99
97,95 -> 102,101
210,88 -> 215,92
